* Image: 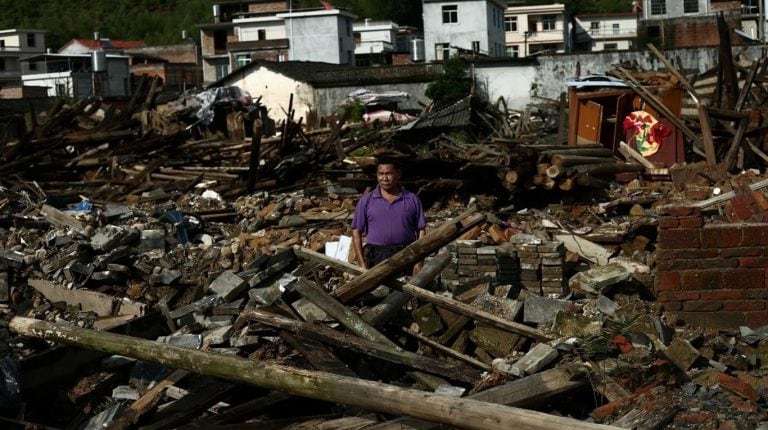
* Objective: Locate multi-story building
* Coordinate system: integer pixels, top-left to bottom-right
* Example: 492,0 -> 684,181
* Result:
354,20 -> 398,67
422,0 -> 507,61
19,52 -> 131,99
740,0 -> 763,41
639,0 -> 743,48
573,13 -> 638,52
0,29 -> 47,89
504,3 -> 567,58
199,0 -> 356,84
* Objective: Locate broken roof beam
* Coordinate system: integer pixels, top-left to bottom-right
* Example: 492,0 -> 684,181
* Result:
332,208 -> 485,303
294,247 -> 552,342
8,317 -> 618,430
245,308 -> 482,384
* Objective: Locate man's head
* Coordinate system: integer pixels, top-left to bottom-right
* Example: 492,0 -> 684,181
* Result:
376,158 -> 402,193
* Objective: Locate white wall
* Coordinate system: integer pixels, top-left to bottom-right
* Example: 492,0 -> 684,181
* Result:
224,66 -> 315,122
423,0 -> 506,61
286,14 -> 355,64
237,20 -> 287,41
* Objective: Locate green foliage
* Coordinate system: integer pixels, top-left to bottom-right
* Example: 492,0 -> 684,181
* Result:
298,0 -> 422,27
425,58 -> 471,109
336,97 -> 364,123
0,0 -> 211,49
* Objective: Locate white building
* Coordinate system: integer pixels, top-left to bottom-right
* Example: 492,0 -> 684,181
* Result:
504,3 -> 567,58
574,13 -> 637,52
353,20 -> 397,66
20,53 -> 131,99
0,29 -> 47,81
422,0 -> 507,61
276,8 -> 357,65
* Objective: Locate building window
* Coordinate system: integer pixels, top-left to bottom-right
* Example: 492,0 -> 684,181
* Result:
26,33 -> 35,47
604,43 -> 618,50
29,62 -> 37,71
612,23 -> 620,34
683,0 -> 699,13
346,19 -> 352,37
257,29 -> 266,40
442,5 -> 458,23
0,58 -> 5,71
647,25 -> 661,37
236,54 -> 251,67
435,43 -> 450,60
506,45 -> 519,58
56,83 -> 66,96
472,41 -> 480,53
215,63 -> 229,80
505,16 -> 518,32
650,0 -> 666,15
0,41 -> 5,50
590,22 -> 600,31
542,15 -> 556,31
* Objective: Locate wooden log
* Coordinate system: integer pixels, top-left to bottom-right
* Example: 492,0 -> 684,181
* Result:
618,141 -> 656,170
362,251 -> 450,328
558,178 -> 574,191
539,148 -> 614,159
691,177 -> 768,209
331,209 -> 485,303
471,365 -> 588,406
697,103 -> 718,170
551,155 -> 616,167
402,327 -> 491,371
566,163 -> 643,177
574,174 -> 612,189
8,317 -> 615,430
245,309 -> 482,384
294,247 -> 552,342
546,165 -> 564,179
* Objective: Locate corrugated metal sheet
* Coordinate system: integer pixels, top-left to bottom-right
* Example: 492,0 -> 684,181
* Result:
402,96 -> 472,131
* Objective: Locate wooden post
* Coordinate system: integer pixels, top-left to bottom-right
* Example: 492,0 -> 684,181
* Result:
332,209 -> 485,303
8,317 -> 617,430
294,247 -> 552,342
363,251 -> 450,328
247,118 -> 263,193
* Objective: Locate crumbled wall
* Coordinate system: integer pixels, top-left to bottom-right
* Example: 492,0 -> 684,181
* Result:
655,205 -> 768,329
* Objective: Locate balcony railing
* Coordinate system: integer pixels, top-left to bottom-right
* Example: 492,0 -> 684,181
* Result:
588,28 -> 637,37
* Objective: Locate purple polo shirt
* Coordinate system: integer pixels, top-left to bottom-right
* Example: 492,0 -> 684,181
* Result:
351,186 -> 426,246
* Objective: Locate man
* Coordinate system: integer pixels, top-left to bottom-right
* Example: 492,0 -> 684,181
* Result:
351,159 -> 426,274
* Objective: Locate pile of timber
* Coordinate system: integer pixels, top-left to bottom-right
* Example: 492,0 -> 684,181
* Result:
492,142 -> 643,193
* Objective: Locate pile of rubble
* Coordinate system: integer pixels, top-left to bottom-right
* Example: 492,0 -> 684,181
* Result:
3,40 -> 768,430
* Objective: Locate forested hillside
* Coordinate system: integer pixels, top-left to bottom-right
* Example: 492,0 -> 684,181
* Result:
0,0 -> 632,50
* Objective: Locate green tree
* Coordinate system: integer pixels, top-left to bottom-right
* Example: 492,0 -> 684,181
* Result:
425,58 -> 471,109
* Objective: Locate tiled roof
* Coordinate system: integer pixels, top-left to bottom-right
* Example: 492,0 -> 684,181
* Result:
70,39 -> 145,50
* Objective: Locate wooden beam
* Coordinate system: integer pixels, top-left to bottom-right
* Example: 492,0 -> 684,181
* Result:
332,209 -> 485,303
9,317 -> 617,430
363,251 -> 450,328
294,247 -> 552,342
245,309 -> 482,384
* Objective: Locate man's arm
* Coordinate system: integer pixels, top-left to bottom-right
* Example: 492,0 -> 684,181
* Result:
352,228 -> 367,269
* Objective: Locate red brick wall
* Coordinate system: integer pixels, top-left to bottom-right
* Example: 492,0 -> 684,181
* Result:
656,206 -> 768,329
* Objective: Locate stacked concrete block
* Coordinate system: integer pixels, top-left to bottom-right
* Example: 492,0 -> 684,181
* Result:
495,245 -> 519,284
538,241 -> 567,298
509,236 -> 566,298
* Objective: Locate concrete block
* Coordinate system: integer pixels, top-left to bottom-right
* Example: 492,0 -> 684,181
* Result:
510,343 -> 559,377
209,270 -> 247,302
413,303 -> 444,336
293,297 -> 328,322
204,325 -> 233,345
112,385 -> 140,400
158,334 -> 202,349
664,338 -> 701,371
138,230 -> 165,252
553,312 -> 602,338
472,293 -> 522,322
470,324 -> 520,357
597,295 -> 620,316
568,262 -> 631,295
523,295 -> 570,324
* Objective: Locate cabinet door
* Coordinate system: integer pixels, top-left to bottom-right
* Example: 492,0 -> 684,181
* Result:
576,100 -> 603,145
